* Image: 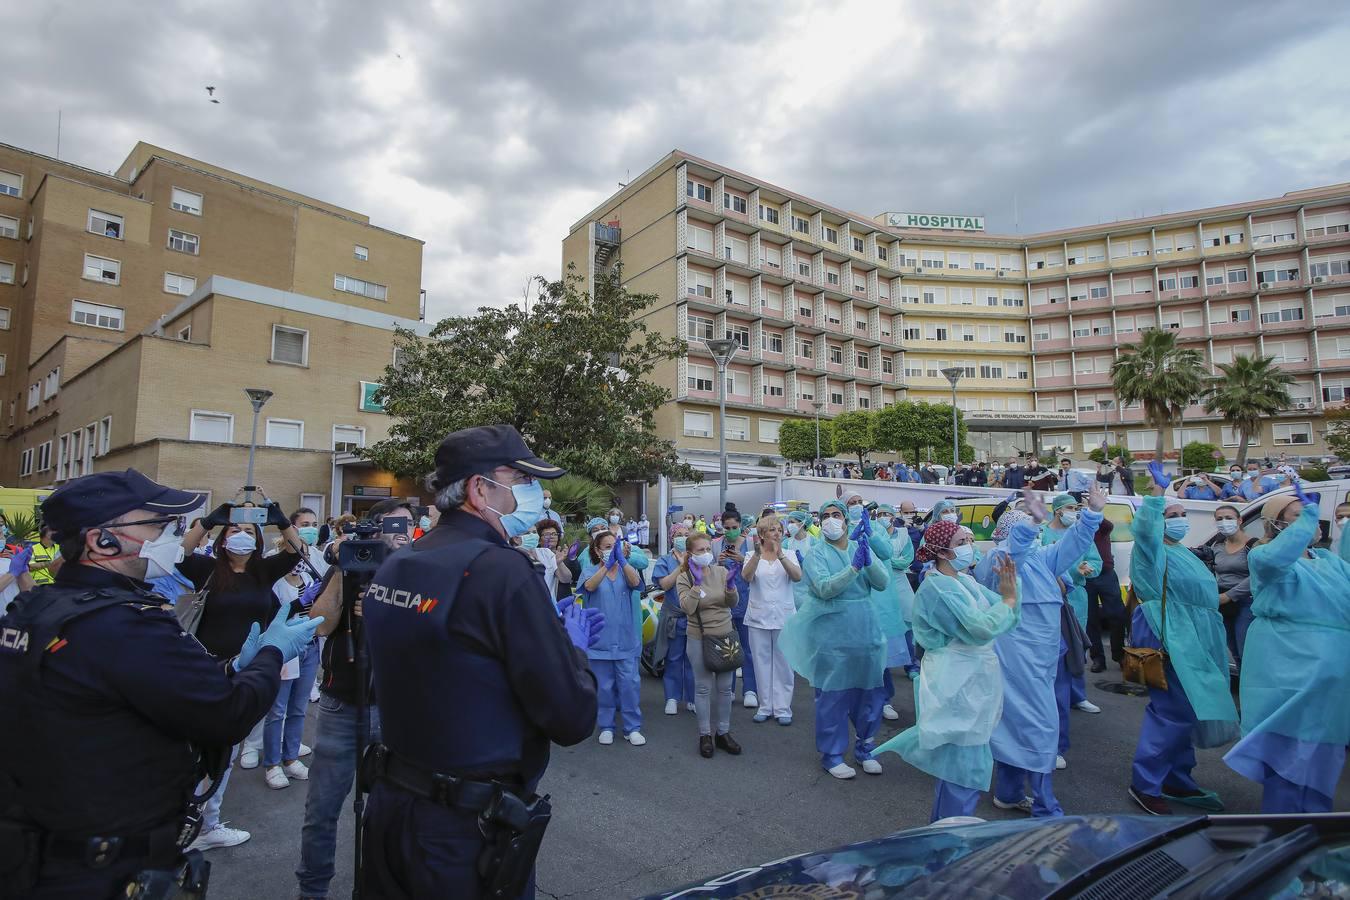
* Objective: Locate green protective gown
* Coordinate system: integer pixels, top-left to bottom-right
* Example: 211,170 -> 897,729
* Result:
1039,522 -> 1101,628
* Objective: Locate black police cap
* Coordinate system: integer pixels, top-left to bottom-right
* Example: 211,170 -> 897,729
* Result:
42,469 -> 205,542
431,425 -> 564,489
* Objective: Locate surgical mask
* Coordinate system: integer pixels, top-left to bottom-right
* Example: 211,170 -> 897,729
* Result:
542,498 -> 552,509
139,523 -> 187,581
1215,520 -> 1238,536
724,527 -> 741,540
419,516 -> 431,530
1230,471 -> 1242,478
483,477 -> 546,538
1059,510 -> 1079,525
847,505 -> 863,522
878,515 -> 893,529
786,522 -> 800,536
520,533 -> 540,549
609,514 -> 620,524
683,519 -> 693,527
1163,518 -> 1191,542
691,551 -> 714,567
821,519 -> 845,541
941,512 -> 960,523
225,531 -> 257,555
1337,517 -> 1350,529
297,526 -> 320,546
1246,471 -> 1257,479
949,545 -> 975,570
673,536 -> 688,552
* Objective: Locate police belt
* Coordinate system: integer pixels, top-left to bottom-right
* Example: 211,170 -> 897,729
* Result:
362,745 -> 524,819
43,819 -> 183,868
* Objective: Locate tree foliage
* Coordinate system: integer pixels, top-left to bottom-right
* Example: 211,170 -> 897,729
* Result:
1202,354 -> 1295,467
1088,444 -> 1135,466
1182,441 -> 1224,471
363,267 -> 699,485
873,400 -> 970,464
1326,407 -> 1350,461
1111,329 -> 1207,458
831,410 -> 875,466
546,474 -> 613,525
778,418 -> 833,462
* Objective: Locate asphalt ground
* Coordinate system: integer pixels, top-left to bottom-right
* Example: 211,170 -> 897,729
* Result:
207,667 -> 1349,899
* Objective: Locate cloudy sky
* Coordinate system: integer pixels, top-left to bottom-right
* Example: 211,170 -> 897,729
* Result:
9,0 -> 1348,321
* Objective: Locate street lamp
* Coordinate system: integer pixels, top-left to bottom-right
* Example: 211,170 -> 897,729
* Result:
941,366 -> 963,481
703,338 -> 739,514
243,387 -> 273,503
812,400 -> 825,468
1098,399 -> 1113,452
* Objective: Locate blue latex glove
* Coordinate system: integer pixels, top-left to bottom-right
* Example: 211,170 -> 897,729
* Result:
607,539 -> 625,569
1293,479 -> 1319,506
582,607 -> 606,646
257,606 -> 323,664
297,579 -> 324,610
561,603 -> 588,651
851,540 -> 871,569
233,622 -> 264,671
555,594 -> 577,617
1147,460 -> 1169,489
8,545 -> 33,577
850,520 -> 866,541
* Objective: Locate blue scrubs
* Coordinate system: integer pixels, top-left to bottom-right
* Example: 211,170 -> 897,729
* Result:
1129,497 -> 1238,799
582,557 -> 643,735
1225,503 -> 1350,813
1041,522 -> 1101,745
651,554 -> 694,706
715,535 -> 756,698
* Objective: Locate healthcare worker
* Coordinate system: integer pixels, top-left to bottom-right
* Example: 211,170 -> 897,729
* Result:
876,520 -> 1021,821
780,499 -> 889,779
1335,501 -> 1350,563
1128,461 -> 1239,815
1224,487 -> 1350,813
1041,493 -> 1103,708
581,530 -> 646,746
714,508 -> 757,710
781,509 -> 815,561
651,527 -> 696,716
976,483 -> 1106,817
873,504 -> 915,721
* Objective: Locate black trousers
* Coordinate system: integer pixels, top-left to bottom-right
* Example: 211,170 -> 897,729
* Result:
1084,569 -> 1126,664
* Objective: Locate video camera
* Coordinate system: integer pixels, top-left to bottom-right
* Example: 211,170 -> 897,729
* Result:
336,516 -> 408,574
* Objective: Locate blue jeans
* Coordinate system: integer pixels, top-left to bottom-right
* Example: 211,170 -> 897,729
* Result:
663,623 -> 695,704
264,639 -> 321,767
732,616 -> 757,696
295,695 -> 382,899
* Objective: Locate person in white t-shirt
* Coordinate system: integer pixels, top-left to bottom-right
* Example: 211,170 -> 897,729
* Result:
740,513 -> 802,724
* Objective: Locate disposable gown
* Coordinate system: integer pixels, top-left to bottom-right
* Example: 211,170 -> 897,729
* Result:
1039,523 -> 1101,628
978,510 -> 1103,774
1337,524 -> 1350,565
779,537 -> 888,692
1225,504 -> 1350,800
1130,497 -> 1237,725
876,572 -> 1019,790
888,526 -> 917,625
861,525 -> 909,666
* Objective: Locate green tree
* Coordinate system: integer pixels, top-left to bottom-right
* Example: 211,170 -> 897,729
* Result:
1182,441 -> 1224,472
831,410 -> 875,467
364,267 -> 698,485
874,400 -> 954,464
778,418 -> 833,462
1110,329 -> 1207,458
1326,407 -> 1350,460
1202,354 -> 1295,467
1088,444 -> 1135,466
545,474 -> 612,525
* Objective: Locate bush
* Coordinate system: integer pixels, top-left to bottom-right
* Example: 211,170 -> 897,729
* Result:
1298,465 -> 1329,483
546,474 -> 612,526
1088,445 -> 1135,466
1182,441 -> 1224,472
758,456 -> 777,468
0,510 -> 38,543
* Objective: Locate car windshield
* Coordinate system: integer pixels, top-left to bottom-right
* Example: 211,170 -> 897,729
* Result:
1251,841 -> 1350,898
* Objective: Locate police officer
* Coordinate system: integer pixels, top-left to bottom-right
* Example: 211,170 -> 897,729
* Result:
0,470 -> 322,898
361,425 -> 600,898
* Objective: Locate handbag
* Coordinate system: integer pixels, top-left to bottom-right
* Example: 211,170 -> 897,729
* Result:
174,572 -> 212,636
693,574 -> 743,674
1121,566 -> 1168,691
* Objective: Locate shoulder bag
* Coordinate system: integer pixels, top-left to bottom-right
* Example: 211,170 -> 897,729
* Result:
174,571 -> 213,636
692,572 -> 743,674
1121,565 -> 1168,691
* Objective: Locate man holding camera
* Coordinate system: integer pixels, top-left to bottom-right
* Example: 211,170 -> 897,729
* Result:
359,425 -> 599,898
292,497 -> 411,900
0,469 -> 321,898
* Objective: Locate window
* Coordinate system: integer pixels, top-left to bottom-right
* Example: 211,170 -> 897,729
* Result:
0,353 -> 5,375
686,181 -> 712,203
82,253 -> 121,285
724,415 -> 749,441
43,367 -> 61,400
1155,235 -> 1174,255
334,273 -> 387,301
333,425 -> 366,452
271,325 -> 309,365
725,370 -> 750,396
0,170 -> 21,198
178,325 -> 191,342
18,448 -> 33,478
763,331 -> 784,354
725,324 -> 750,351
1259,302 -> 1304,324
88,209 -> 123,239
265,418 -> 304,448
686,313 -> 714,341
1173,427 -> 1209,448
826,270 -> 840,286
725,280 -> 748,306
190,410 -> 233,443
1252,219 -> 1296,245
1273,422 -> 1312,446
354,244 -> 369,261
687,223 -> 713,254
1179,274 -> 1199,289
0,215 -> 16,240
877,245 -> 888,261
1310,256 -> 1350,279
760,244 -> 782,270
758,419 -> 781,443
799,339 -> 814,358
1306,211 -> 1350,236
1224,226 -> 1245,244
679,410 -> 712,438
688,270 -> 713,298
164,272 -> 196,295
799,381 -> 816,401
71,299 -> 123,330
828,345 -> 843,365
792,216 -> 810,234
763,374 -> 785,397
823,226 -> 838,244
1257,266 -> 1300,286
1126,430 -> 1158,452
759,205 -> 780,224
856,351 -> 870,369
1089,283 -> 1109,299
902,326 -> 920,341
724,237 -> 749,264
830,390 -> 844,405
723,193 -> 747,214
882,356 -> 894,374
0,261 -> 12,285
170,187 -> 203,215
852,236 -> 864,253
167,228 -> 199,255
922,251 -> 945,268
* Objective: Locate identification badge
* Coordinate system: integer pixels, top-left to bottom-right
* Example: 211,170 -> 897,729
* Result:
697,589 -> 706,598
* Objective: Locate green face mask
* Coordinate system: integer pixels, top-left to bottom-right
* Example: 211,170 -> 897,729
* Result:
723,527 -> 741,540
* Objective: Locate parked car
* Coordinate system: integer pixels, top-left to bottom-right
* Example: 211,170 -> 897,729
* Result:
645,812 -> 1350,899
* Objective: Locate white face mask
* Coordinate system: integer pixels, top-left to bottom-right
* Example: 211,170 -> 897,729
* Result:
609,514 -> 620,524
786,521 -> 800,536
139,522 -> 186,580
821,518 -> 845,541
949,544 -> 976,570
683,519 -> 693,528
1215,519 -> 1239,536
1059,510 -> 1079,525
542,498 -> 552,509
225,531 -> 257,555
691,551 -> 714,567
941,512 -> 960,524
1338,517 -> 1350,529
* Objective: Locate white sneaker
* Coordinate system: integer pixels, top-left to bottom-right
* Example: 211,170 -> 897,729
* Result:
743,690 -> 759,709
664,699 -> 678,716
282,760 -> 309,781
882,704 -> 900,721
188,824 -> 251,852
625,731 -> 647,747
264,766 -> 289,790
1073,700 -> 1102,714
310,684 -> 320,702
298,743 -> 312,757
861,758 -> 883,775
827,763 -> 857,780
993,795 -> 1034,813
686,702 -> 696,712
1055,755 -> 1067,770
238,748 -> 260,770
598,730 -> 614,745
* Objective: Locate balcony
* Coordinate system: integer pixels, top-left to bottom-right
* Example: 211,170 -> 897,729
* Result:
761,392 -> 787,409
1075,409 -> 1119,426
1260,317 -> 1310,336
1071,332 -> 1116,350
1032,337 -> 1073,352
1068,294 -> 1113,313
1203,283 -> 1254,301
1307,229 -> 1350,247
1209,320 -> 1250,337
1075,371 -> 1113,388
1319,356 -> 1350,372
1112,290 -> 1158,309
1035,375 -> 1074,388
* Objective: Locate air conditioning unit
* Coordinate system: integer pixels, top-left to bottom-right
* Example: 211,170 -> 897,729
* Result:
1296,401 -> 1310,409
996,271 -> 1005,278
915,267 -> 924,274
1315,276 -> 1326,284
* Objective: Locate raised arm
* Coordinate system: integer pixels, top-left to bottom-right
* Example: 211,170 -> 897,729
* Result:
1249,503 -> 1319,584
804,545 -> 863,599
1129,496 -> 1167,602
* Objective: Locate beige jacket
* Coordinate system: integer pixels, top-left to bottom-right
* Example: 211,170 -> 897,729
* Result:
676,565 -> 737,638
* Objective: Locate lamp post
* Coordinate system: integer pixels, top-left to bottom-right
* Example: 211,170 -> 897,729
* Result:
941,366 -> 963,482
703,338 -> 740,515
243,387 -> 273,503
1098,399 -> 1113,452
812,399 -> 825,467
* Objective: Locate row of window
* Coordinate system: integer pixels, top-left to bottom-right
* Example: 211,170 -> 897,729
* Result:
1032,293 -> 1350,340
1041,422 -> 1315,452
18,418 -> 112,480
188,411 -> 367,451
681,410 -> 783,444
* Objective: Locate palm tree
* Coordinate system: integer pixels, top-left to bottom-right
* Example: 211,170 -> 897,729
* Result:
1203,354 -> 1295,466
1110,329 -> 1207,459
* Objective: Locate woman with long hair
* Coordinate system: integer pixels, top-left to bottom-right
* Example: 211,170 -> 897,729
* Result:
581,528 -> 645,747
676,532 -> 741,758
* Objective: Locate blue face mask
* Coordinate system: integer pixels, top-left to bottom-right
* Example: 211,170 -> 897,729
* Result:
673,536 -> 687,552
847,505 -> 863,522
419,516 -> 432,530
483,476 -> 545,538
1164,518 -> 1191,542
520,533 -> 540,549
950,544 -> 976,570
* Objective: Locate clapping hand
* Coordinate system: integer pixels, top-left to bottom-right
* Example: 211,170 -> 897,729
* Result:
993,556 -> 1019,604
1293,479 -> 1319,506
7,545 -> 32,577
607,540 -> 625,570
1086,480 -> 1107,512
297,578 -> 325,609
582,607 -> 606,646
1147,460 -> 1169,490
851,539 -> 871,570
1021,489 -> 1048,524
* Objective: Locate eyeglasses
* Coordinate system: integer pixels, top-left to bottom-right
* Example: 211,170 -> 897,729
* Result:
104,516 -> 186,536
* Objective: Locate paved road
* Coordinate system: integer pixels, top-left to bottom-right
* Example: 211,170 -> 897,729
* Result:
207,668 -> 1349,899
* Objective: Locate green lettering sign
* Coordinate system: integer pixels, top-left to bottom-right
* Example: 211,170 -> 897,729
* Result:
890,212 -> 985,232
